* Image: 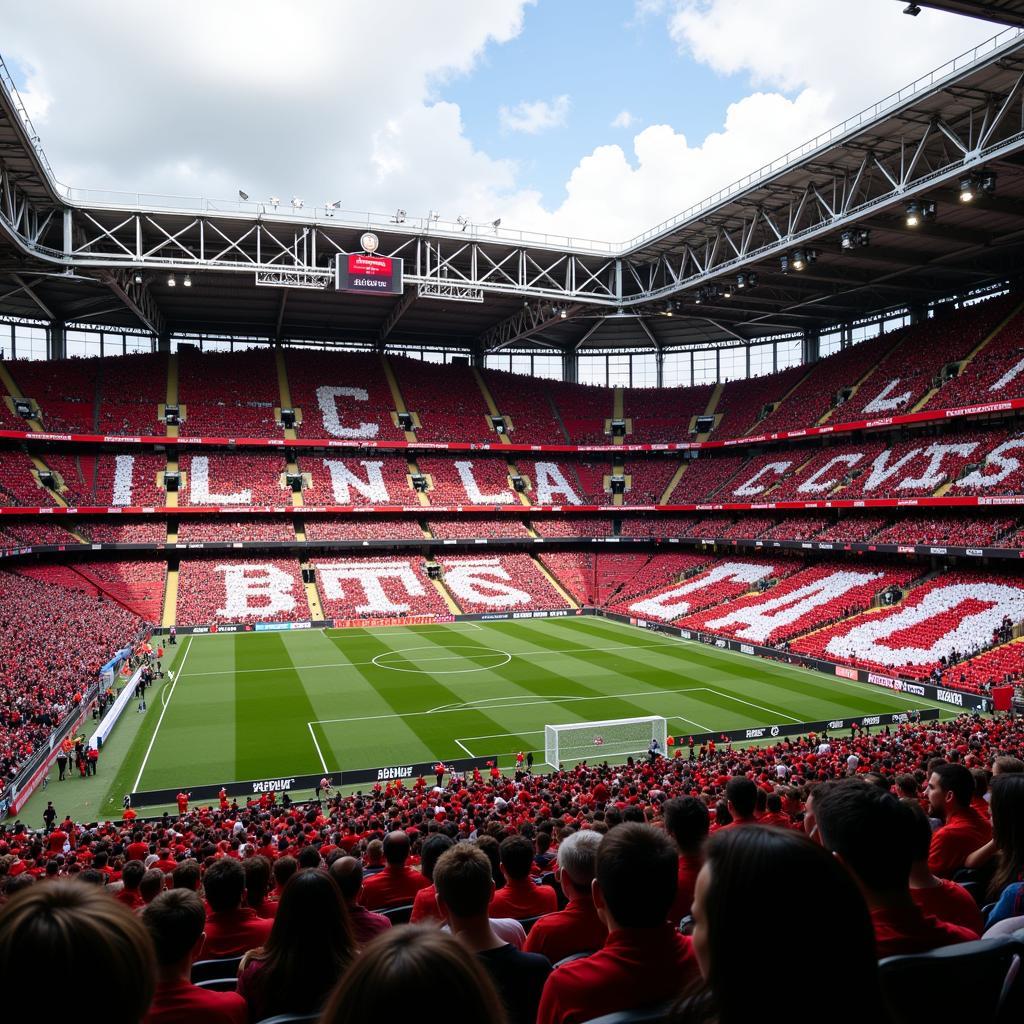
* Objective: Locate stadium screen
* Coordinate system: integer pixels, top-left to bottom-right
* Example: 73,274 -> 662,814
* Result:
335,252 -> 404,295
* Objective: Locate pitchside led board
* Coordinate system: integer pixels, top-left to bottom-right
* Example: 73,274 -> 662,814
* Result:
335,233 -> 404,296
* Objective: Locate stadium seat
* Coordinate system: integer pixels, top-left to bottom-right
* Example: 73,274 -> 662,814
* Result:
879,936 -> 1024,1024
191,956 -> 242,983
554,951 -> 597,968
581,1001 -> 675,1024
194,976 -> 242,993
380,903 -> 415,925
517,915 -> 543,934
254,1016 -> 319,1024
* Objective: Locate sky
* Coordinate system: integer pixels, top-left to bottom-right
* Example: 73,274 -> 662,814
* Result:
1,0 -> 1002,244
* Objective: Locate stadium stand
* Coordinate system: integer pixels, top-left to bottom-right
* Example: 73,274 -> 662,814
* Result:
437,553 -> 570,612
531,515 -> 617,537
176,348 -> 282,438
304,516 -> 425,542
6,356 -> 100,432
391,357 -> 494,442
428,516 -> 530,539
480,369 -> 567,444
712,364 -> 807,438
311,556 -> 450,618
300,455 -> 415,507
175,517 -> 296,543
623,384 -> 713,443
175,557 -> 306,625
178,454 -> 290,507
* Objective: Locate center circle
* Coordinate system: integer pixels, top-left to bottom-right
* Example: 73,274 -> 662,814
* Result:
371,645 -> 512,675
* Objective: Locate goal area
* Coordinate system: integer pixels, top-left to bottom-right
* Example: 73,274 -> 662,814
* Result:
544,715 -> 668,768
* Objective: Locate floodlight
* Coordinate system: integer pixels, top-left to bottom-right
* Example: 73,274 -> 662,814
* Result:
291,197 -> 304,209
183,275 -> 192,288
269,196 -> 280,208
133,272 -> 143,285
959,176 -> 975,202
905,202 -> 921,227
394,208 -> 406,223
167,275 -> 176,287
238,190 -> 249,201
792,250 -> 806,271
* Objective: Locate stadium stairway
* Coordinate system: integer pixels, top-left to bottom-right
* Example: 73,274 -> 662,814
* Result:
693,382 -> 724,440
274,346 -> 301,440
912,297 -> 1024,413
659,462 -> 688,504
609,387 -> 627,445
545,392 -> 573,443
162,563 -> 179,627
506,458 -> 533,507
529,553 -> 580,609
380,355 -> 420,442
430,574 -> 463,614
162,353 -> 179,439
471,367 -> 511,444
745,368 -> 812,438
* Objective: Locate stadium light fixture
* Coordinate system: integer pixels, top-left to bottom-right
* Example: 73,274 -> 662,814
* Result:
792,250 -> 806,271
736,273 -> 746,289
903,3 -> 921,15
291,197 -> 304,210
780,254 -> 790,274
747,272 -> 758,288
979,170 -> 997,196
905,201 -> 921,226
693,289 -> 703,304
841,227 -> 871,250
959,176 -> 975,202
269,196 -> 280,209
429,210 -> 440,222
183,275 -> 192,288
324,200 -> 341,216
492,218 -> 501,230
393,208 -> 406,223
456,215 -> 469,231
167,275 -> 176,287
133,272 -> 143,285
238,190 -> 249,201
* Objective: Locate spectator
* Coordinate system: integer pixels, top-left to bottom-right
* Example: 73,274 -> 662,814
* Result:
664,796 -> 710,923
141,889 -> 247,1024
115,859 -> 146,910
140,868 -> 165,905
237,868 -> 355,1021
489,835 -> 558,921
524,829 -> 606,964
242,856 -> 275,920
171,859 -> 201,892
270,855 -> 296,900
537,823 -> 699,1024
434,842 -> 551,1024
320,926 -> 507,1024
201,857 -> 273,958
410,833 -> 454,924
360,831 -> 430,910
719,777 -> 758,830
672,824 -> 885,1024
815,780 -> 976,957
903,799 -> 983,935
927,763 -> 992,878
329,856 -> 392,945
0,881 -> 155,1024
362,839 -> 386,878
983,773 -> 1024,928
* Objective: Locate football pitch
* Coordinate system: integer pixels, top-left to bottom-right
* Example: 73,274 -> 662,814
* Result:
111,615 -> 953,799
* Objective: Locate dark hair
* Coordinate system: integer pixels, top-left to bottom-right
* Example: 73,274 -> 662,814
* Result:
434,844 -> 493,918
993,756 -> 1024,775
931,763 -> 973,808
320,926 -> 506,1024
242,869 -> 355,1017
273,854 -> 297,888
475,834 -> 504,889
596,823 -> 678,928
203,857 -> 245,912
142,888 -> 205,965
725,777 -> 757,818
382,831 -> 410,866
419,834 -> 455,883
243,855 -> 272,909
0,882 -> 155,1024
140,869 -> 164,903
298,846 -> 322,869
815,780 -> 915,891
121,860 -> 145,890
664,797 -> 710,851
900,798 -> 933,863
989,773 -> 1024,899
498,835 -> 534,880
171,858 -> 200,891
329,856 -> 364,900
674,828 -> 882,1024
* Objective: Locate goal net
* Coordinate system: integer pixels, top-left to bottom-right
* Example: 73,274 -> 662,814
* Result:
544,715 -> 668,769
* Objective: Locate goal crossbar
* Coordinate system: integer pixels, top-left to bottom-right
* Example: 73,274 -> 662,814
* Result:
544,715 -> 667,769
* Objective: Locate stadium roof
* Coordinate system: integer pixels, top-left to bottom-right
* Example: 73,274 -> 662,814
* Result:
901,2 -> 1024,28
5,27 -> 1024,355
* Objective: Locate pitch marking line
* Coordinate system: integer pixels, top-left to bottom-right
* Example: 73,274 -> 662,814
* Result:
308,721 -> 330,776
133,635 -> 194,792
704,688 -> 802,724
371,646 -> 513,675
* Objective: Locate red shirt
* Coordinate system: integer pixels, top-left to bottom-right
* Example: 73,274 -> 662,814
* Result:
360,864 -> 430,910
928,807 -> 992,879
537,924 -> 699,1024
490,878 -> 559,921
871,903 -> 978,958
523,896 -> 607,965
115,888 -> 144,910
911,879 -> 984,936
144,978 -> 247,1024
346,902 -> 392,945
126,842 -> 149,862
410,883 -> 444,924
667,853 -> 703,925
202,906 -> 273,959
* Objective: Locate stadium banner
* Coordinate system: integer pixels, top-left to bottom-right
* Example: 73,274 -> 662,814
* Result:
89,666 -> 143,750
330,614 -> 448,629
129,754 -> 498,807
669,708 -> 940,748
1,394 -> 1021,453
602,612 -> 991,713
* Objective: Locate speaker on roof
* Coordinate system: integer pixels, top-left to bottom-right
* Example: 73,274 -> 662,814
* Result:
280,408 -> 296,428
164,405 -> 180,426
425,561 -> 442,579
398,411 -> 414,431
610,474 -> 626,494
286,473 -> 303,492
610,418 -> 626,437
14,399 -> 32,418
411,473 -> 429,492
164,471 -> 180,492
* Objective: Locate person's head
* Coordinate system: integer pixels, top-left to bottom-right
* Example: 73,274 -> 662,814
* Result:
382,831 -> 410,867
895,774 -> 919,800
815,780 -> 915,894
121,860 -> 145,891
202,857 -> 245,913
419,834 -> 455,883
171,858 -> 200,892
364,840 -> 384,866
593,823 -> 678,930
329,856 -> 364,903
297,846 -> 322,870
434,843 -> 493,921
685,827 -> 878,1024
900,798 -> 933,866
927,763 -> 974,818
250,869 -> 356,1016
555,829 -> 602,900
725,777 -> 757,820
498,834 -> 534,882
139,869 -> 164,904
474,834 -> 504,888
989,772 -> 1024,898
141,889 -> 206,969
664,797 -> 710,854
0,881 -> 155,1024
320,926 -> 506,1024
273,855 -> 297,890
993,756 -> 1024,777
243,855 -> 272,908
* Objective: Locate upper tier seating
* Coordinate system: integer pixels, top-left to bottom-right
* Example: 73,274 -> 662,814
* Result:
666,456 -> 746,502
712,364 -> 806,438
0,451 -> 58,506
179,454 -> 290,507
299,455 -> 415,507
622,461 -> 685,504
175,517 -> 297,543
545,380 -> 612,443
304,516 -> 425,542
177,348 -> 282,437
390,357 -> 494,442
94,352 -> 168,435
481,369 -> 567,443
623,384 -> 714,443
6,356 -> 100,432
416,457 -> 520,505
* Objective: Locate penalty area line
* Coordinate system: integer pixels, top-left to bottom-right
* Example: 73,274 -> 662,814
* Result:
308,721 -> 330,776
133,635 -> 194,792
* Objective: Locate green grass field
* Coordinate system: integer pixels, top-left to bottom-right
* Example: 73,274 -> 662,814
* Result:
102,615 -> 953,802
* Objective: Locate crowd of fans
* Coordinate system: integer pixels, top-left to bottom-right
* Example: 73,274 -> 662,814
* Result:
5,713 -> 1022,1022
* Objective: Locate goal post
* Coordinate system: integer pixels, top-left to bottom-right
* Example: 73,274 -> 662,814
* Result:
544,715 -> 668,769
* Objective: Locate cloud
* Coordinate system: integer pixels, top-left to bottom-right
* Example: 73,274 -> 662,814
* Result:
499,94 -> 571,134
611,110 -> 635,129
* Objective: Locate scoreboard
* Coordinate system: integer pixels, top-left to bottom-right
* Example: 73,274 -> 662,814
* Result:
335,252 -> 404,296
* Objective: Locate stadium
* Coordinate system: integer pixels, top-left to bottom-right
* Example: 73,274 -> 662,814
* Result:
2,1 -> 1024,1021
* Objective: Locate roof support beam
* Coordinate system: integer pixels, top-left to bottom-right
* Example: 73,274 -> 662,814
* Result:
377,287 -> 416,345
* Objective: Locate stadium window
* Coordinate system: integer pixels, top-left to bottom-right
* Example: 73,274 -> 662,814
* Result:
692,348 -> 717,385
12,324 -> 48,360
510,353 -> 532,376
662,349 -> 692,387
532,354 -> 562,380
630,351 -> 657,388
607,353 -> 630,387
66,330 -> 102,358
125,334 -> 153,355
850,322 -> 880,344
578,354 -> 606,387
775,338 -> 801,370
485,353 -> 510,373
718,346 -> 746,382
749,341 -> 775,377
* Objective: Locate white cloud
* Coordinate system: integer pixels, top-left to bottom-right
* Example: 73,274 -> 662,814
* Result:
611,110 -> 635,129
0,0 -> 1003,244
499,94 -> 571,134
